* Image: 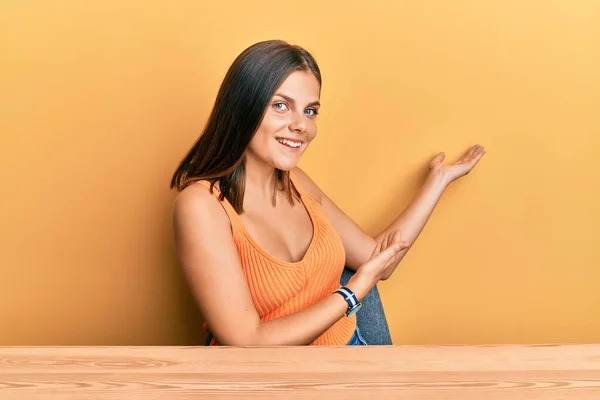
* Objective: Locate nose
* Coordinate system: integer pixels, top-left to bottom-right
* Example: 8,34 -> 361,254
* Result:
289,111 -> 307,134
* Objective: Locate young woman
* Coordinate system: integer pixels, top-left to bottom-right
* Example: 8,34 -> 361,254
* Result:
170,40 -> 486,346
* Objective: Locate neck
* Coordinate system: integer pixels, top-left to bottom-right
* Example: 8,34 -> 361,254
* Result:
244,154 -> 280,198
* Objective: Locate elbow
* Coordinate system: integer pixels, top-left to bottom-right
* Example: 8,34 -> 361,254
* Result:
212,326 -> 264,347
213,336 -> 256,347
217,338 -> 254,346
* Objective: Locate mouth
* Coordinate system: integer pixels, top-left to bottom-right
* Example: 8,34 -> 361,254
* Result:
275,137 -> 304,150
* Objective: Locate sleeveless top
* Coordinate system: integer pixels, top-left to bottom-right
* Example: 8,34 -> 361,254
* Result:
197,171 -> 356,345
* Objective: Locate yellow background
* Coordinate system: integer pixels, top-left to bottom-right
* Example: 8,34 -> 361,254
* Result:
1,1 -> 599,345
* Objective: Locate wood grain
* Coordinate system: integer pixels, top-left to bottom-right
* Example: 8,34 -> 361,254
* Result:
1,344 -> 599,399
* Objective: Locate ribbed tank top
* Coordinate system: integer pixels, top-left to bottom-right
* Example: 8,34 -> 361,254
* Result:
197,171 -> 356,346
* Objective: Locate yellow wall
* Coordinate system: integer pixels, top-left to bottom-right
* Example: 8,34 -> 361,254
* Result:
1,1 -> 599,345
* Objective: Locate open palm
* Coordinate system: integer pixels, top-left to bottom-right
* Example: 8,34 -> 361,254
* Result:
429,145 -> 486,184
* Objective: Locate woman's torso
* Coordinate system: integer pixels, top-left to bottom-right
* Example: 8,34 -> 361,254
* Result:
197,171 -> 356,345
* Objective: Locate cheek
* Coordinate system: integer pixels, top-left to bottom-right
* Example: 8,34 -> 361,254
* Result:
248,135 -> 269,160
255,116 -> 286,141
268,118 -> 289,135
251,121 -> 273,144
248,121 -> 280,156
307,123 -> 318,142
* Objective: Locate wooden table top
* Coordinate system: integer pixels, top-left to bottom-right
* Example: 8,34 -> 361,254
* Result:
1,344 -> 599,399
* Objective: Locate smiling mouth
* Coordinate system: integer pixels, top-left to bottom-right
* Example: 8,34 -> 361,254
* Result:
276,137 -> 303,149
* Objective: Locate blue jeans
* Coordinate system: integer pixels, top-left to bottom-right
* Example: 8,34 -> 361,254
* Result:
347,326 -> 368,345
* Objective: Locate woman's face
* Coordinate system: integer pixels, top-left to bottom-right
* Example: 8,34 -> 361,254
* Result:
246,70 -> 321,172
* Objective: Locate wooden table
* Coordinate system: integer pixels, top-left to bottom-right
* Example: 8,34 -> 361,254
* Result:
1,344 -> 599,399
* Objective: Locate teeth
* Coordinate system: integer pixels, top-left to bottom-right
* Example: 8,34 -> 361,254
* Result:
277,138 -> 302,148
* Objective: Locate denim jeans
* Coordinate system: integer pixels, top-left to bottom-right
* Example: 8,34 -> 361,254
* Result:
347,326 -> 368,345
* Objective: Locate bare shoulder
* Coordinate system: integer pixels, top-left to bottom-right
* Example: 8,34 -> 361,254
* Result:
171,182 -> 233,266
173,182 -> 229,224
290,167 -> 325,204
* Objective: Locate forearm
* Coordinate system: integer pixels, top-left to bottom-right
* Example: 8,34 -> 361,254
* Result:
251,274 -> 372,346
377,171 -> 449,265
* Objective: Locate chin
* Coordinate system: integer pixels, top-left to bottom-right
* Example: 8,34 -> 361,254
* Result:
272,158 -> 299,172
273,163 -> 296,172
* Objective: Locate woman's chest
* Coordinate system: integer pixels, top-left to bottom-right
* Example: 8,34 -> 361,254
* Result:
232,201 -> 347,316
239,197 -> 316,264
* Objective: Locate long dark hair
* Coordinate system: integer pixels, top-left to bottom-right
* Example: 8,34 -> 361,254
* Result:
170,40 -> 322,213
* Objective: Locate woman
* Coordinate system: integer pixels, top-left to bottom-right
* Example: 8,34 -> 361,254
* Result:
170,40 -> 486,346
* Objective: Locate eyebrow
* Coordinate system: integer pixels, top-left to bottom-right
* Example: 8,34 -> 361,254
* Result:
274,93 -> 321,108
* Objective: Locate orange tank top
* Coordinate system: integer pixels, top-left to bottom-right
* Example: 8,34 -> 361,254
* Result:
197,171 -> 356,346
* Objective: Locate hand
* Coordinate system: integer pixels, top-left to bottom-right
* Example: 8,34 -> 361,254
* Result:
355,230 -> 411,284
429,145 -> 486,185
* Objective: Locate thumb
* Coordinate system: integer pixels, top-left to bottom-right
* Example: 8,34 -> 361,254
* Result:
429,152 -> 445,169
369,239 -> 410,264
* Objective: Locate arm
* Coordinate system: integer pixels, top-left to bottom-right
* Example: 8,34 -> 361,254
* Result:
374,170 -> 448,279
373,145 -> 486,279
292,167 -> 448,279
292,145 -> 485,280
172,184 -> 401,346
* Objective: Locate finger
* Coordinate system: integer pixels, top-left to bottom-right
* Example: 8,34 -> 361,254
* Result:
381,241 -> 410,269
370,236 -> 385,258
388,230 -> 402,253
459,145 -> 479,164
367,240 -> 404,266
474,147 -> 485,162
384,254 -> 402,274
384,252 -> 402,269
385,230 -> 396,251
471,145 -> 486,160
468,146 -> 485,164
383,244 -> 410,275
398,240 -> 411,252
383,240 -> 411,260
380,241 -> 405,260
429,152 -> 445,169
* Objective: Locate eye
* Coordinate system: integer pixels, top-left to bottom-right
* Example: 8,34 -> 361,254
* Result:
273,102 -> 289,111
305,108 -> 319,116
